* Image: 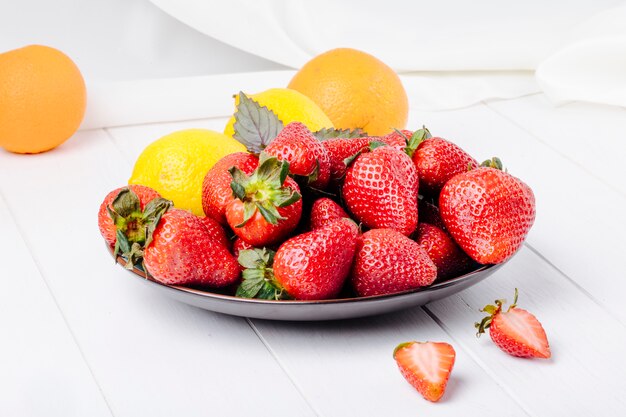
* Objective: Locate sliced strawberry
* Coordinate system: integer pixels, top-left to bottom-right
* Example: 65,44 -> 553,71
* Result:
393,341 -> 456,402
475,288 -> 551,359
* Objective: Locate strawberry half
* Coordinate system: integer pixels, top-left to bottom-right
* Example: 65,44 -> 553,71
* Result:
225,153 -> 302,247
439,158 -> 535,264
475,288 -> 551,359
264,122 -> 331,189
343,144 -> 419,236
393,341 -> 456,402
309,197 -> 349,230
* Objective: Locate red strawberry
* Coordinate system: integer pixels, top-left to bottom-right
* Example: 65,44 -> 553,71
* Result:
309,197 -> 349,230
198,215 -> 231,249
237,219 -> 359,300
439,158 -> 535,264
351,229 -> 436,297
394,341 -> 456,402
144,208 -> 241,287
322,136 -> 371,180
201,152 -> 258,225
406,128 -> 478,195
475,289 -> 551,359
343,145 -> 419,236
232,237 -> 255,260
418,199 -> 447,230
225,153 -> 302,247
98,185 -> 161,247
264,122 -> 331,189
416,223 -> 474,280
381,129 -> 411,151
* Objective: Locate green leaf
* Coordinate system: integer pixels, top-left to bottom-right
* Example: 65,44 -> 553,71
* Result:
111,187 -> 141,218
142,198 -> 172,247
256,201 -> 283,225
405,126 -> 432,158
275,189 -> 301,208
237,248 -> 265,269
313,127 -> 368,141
235,201 -> 257,228
232,92 -> 284,153
481,157 -> 504,170
369,141 -> 387,150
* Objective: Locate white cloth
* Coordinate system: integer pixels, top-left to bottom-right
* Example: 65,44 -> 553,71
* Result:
80,0 -> 626,129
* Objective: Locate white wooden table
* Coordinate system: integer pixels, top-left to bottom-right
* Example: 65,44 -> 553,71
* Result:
2,91 -> 626,416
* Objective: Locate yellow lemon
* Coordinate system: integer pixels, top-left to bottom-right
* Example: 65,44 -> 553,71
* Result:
224,88 -> 333,137
129,129 -> 246,215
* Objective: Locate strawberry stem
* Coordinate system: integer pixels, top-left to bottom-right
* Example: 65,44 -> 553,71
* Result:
480,157 -> 504,170
474,288 -> 522,336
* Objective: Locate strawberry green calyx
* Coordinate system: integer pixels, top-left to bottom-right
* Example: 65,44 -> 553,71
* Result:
229,153 -> 301,227
314,127 -> 368,141
404,126 -> 432,158
232,92 -> 284,154
107,188 -> 172,269
474,288 -> 519,336
480,157 -> 504,170
236,248 -> 288,300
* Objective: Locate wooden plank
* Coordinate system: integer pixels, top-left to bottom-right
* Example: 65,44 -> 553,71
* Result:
486,94 -> 626,196
0,131 -> 316,417
0,193 -> 112,417
427,246 -> 626,415
408,103 -> 626,325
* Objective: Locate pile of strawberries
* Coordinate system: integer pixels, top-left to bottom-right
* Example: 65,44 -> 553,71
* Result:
98,95 -> 536,302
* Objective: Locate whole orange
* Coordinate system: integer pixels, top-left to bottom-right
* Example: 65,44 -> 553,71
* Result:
0,45 -> 86,154
288,48 -> 408,136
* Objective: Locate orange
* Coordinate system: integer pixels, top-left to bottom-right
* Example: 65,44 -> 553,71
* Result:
288,48 -> 408,136
0,45 -> 86,154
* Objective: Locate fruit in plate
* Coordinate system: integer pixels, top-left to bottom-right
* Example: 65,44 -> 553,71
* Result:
416,223 -> 474,280
475,288 -> 551,359
309,197 -> 349,230
223,88 -> 333,138
202,152 -> 259,225
288,48 -> 408,136
225,154 -> 302,247
237,218 -> 359,300
0,45 -> 86,153
439,158 -> 536,264
144,208 -> 241,287
405,128 -> 478,195
264,122 -> 331,189
129,129 -> 246,216
343,144 -> 419,236
321,135 -> 372,180
98,185 -> 162,247
393,341 -> 456,402
351,229 -> 437,297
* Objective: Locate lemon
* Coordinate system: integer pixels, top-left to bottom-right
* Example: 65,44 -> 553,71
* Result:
224,88 -> 333,137
129,129 -> 246,215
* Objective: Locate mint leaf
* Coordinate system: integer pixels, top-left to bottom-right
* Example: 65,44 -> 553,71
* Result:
232,92 -> 284,153
314,127 -> 368,141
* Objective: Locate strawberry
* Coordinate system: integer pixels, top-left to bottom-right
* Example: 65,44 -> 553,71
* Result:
225,153 -> 302,247
393,341 -> 456,402
418,199 -> 447,231
309,197 -> 349,230
322,136 -> 371,180
343,145 -> 419,236
201,152 -> 259,225
264,122 -> 331,189
475,288 -> 551,359
143,208 -> 241,287
416,223 -> 475,280
405,128 -> 478,195
232,237 -> 255,259
98,185 -> 161,247
381,129 -> 411,151
198,215 -> 231,249
439,158 -> 535,264
238,219 -> 359,300
351,229 -> 436,296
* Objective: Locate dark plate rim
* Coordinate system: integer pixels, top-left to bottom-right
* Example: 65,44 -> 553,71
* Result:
110,245 -> 501,306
